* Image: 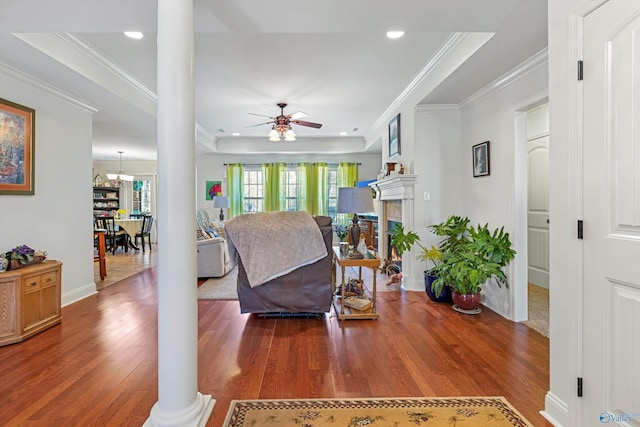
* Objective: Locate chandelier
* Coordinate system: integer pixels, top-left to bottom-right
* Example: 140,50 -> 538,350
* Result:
106,151 -> 134,187
268,124 -> 296,142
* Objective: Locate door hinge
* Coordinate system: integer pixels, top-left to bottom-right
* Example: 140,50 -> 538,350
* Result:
578,60 -> 584,80
578,59 -> 584,80
577,377 -> 583,397
577,220 -> 584,239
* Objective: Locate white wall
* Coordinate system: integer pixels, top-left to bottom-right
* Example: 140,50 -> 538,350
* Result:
410,106 -> 462,288
459,65 -> 548,318
0,69 -> 96,305
196,152 -> 382,217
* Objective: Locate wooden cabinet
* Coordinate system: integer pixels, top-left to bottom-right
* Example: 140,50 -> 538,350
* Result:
93,186 -> 120,216
0,261 -> 62,346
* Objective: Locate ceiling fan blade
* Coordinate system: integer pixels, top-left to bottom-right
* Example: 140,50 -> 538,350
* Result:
245,121 -> 274,128
292,119 -> 322,129
248,112 -> 275,119
288,111 -> 308,120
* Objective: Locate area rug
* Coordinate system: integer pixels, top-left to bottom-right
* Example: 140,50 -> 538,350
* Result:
197,267 -> 238,300
223,396 -> 533,427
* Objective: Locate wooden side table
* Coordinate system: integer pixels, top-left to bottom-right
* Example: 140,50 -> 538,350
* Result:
332,246 -> 380,320
0,260 -> 62,346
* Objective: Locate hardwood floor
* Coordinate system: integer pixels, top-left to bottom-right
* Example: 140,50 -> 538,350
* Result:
0,255 -> 552,426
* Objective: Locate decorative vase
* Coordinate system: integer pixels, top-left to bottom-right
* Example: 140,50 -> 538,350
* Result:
452,291 -> 482,310
424,272 -> 453,303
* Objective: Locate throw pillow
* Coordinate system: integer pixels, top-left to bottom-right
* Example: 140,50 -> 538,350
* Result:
211,221 -> 226,239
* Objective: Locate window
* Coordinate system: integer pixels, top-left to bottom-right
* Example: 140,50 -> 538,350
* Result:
283,169 -> 298,211
133,179 -> 152,214
327,169 -> 339,224
243,169 -> 263,213
241,165 -> 340,217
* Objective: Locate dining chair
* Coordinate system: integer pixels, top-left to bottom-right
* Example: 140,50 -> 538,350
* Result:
97,216 -> 129,254
135,215 -> 154,252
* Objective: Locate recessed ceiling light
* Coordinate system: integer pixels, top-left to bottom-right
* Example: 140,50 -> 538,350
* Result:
124,31 -> 144,39
339,131 -> 348,136
232,132 -> 240,136
386,31 -> 405,39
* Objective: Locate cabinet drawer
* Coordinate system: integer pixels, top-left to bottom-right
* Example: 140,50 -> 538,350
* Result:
23,275 -> 41,293
41,271 -> 58,288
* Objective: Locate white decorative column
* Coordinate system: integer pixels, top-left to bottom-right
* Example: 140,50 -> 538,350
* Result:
370,175 -> 418,290
145,0 -> 214,426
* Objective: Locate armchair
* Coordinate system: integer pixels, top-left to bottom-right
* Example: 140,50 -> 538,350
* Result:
196,209 -> 237,278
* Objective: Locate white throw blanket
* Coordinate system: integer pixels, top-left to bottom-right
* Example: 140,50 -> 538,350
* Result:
225,211 -> 327,288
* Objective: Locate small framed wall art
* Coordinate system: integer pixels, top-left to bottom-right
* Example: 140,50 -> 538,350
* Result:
206,180 -> 222,200
0,98 -> 35,195
388,113 -> 401,159
472,141 -> 490,177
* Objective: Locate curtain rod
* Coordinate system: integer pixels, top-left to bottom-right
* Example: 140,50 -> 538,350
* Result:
223,162 -> 361,166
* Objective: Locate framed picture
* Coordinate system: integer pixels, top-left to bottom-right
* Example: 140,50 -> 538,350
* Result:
472,141 -> 490,177
0,98 -> 35,195
388,113 -> 401,159
205,180 -> 222,200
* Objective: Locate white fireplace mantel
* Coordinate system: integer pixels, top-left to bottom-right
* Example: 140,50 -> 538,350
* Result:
371,175 -> 417,201
369,175 -> 418,290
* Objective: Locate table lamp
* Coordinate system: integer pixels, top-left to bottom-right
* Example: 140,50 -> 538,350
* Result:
212,195 -> 230,221
337,187 -> 374,247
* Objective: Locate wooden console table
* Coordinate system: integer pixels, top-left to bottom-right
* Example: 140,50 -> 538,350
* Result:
0,260 -> 62,346
332,246 -> 380,320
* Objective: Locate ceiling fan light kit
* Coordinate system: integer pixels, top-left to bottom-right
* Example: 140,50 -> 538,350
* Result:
249,102 -> 322,142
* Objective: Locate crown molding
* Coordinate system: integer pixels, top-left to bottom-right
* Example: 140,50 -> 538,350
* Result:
57,33 -> 157,102
459,48 -> 548,110
373,32 -> 469,129
0,61 -> 98,113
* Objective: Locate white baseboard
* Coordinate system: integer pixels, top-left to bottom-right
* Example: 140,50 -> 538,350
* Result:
542,391 -> 569,427
62,282 -> 97,307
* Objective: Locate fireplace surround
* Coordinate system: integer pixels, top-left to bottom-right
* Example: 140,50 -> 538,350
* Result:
369,175 -> 416,289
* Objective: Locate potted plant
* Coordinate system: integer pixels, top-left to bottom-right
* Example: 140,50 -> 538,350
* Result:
389,223 -> 453,303
432,219 -> 516,312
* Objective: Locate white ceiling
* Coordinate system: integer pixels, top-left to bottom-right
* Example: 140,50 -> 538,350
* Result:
0,0 -> 547,160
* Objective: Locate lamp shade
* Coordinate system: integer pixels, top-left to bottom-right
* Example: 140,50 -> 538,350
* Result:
212,195 -> 230,209
337,187 -> 374,214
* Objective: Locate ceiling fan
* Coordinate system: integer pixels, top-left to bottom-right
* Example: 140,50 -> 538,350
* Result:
248,103 -> 322,141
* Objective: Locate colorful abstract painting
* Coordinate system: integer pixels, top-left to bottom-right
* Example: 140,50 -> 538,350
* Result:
206,180 -> 222,200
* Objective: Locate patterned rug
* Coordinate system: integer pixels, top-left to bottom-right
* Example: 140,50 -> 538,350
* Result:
223,397 -> 533,427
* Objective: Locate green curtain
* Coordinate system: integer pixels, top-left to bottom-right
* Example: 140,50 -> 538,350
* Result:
338,162 -> 359,188
337,162 -> 359,225
226,163 -> 244,218
297,162 -> 328,216
263,163 -> 286,212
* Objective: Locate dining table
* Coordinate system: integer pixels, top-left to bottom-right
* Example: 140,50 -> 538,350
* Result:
114,218 -> 144,250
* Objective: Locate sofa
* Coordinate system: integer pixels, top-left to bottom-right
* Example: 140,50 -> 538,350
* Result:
226,212 -> 333,314
196,209 -> 237,278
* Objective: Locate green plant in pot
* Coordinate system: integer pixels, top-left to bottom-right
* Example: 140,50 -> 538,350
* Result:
389,223 -> 453,303
432,219 -> 516,312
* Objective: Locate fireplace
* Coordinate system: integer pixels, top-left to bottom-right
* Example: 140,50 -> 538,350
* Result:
387,220 -> 403,269
369,175 -> 416,289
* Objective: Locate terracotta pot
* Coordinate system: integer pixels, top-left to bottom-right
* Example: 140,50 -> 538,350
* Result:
452,291 -> 482,310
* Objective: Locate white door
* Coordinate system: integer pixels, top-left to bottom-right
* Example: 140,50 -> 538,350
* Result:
583,0 -> 640,424
527,105 -> 550,288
